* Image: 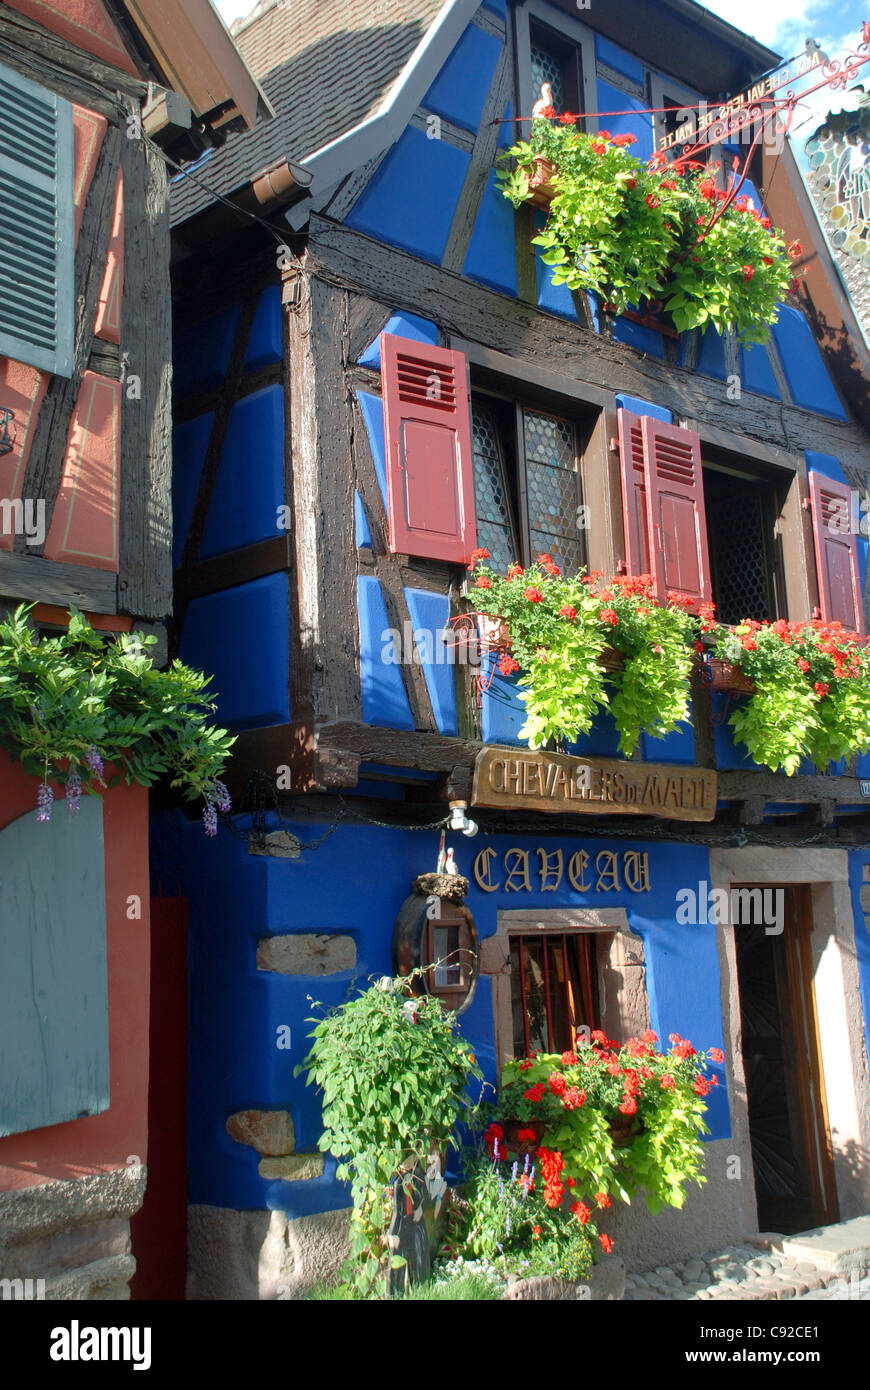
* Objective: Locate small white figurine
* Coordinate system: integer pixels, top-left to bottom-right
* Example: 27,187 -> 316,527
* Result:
444,848 -> 458,875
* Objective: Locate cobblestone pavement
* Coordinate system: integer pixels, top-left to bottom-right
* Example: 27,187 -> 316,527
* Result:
624,1235 -> 870,1301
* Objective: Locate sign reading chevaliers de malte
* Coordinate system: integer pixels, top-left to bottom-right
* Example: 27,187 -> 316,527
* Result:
472,749 -> 717,822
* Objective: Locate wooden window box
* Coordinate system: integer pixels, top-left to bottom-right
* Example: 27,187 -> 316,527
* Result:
528,157 -> 558,208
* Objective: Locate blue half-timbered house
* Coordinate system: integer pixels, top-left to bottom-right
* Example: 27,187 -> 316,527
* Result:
161,0 -> 870,1297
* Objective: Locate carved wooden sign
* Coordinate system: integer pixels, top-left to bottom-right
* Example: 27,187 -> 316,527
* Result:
471,749 -> 717,822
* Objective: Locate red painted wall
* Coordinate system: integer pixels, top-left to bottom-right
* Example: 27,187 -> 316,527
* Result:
4,0 -> 138,76
0,749 -> 151,1190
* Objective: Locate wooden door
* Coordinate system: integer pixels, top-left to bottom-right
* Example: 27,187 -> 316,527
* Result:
735,884 -> 838,1233
129,893 -> 188,1300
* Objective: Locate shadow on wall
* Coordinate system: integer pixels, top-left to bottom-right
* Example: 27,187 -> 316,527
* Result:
801,297 -> 870,427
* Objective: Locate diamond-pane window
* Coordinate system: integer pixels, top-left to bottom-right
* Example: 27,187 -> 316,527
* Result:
524,409 -> 583,574
471,401 -> 514,573
530,45 -> 564,116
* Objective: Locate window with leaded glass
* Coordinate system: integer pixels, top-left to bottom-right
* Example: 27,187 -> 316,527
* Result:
527,18 -> 584,123
470,393 -> 587,575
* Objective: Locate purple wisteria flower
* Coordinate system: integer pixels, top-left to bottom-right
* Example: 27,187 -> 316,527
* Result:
36,782 -> 53,823
65,770 -> 82,815
85,745 -> 105,782
212,780 -> 231,814
203,800 -> 218,837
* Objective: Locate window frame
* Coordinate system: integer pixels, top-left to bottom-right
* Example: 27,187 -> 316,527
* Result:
0,59 -> 75,378
470,384 -> 592,574
514,0 -> 598,135
481,908 -> 649,1071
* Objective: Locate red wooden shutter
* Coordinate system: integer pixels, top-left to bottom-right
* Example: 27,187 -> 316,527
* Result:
641,416 -> 712,609
808,471 -> 865,635
380,333 -> 477,564
617,408 -> 651,575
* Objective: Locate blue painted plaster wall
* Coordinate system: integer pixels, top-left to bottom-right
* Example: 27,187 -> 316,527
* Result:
421,25 -> 502,133
244,285 -> 283,372
346,127 -> 470,263
173,302 -> 241,400
465,170 -> 519,296
596,78 -> 653,161
358,311 -> 439,369
179,573 -> 290,730
596,36 -> 644,86
161,810 -> 730,1217
358,576 -> 415,731
772,306 -> 847,419
849,851 -> 870,1078
200,386 -> 284,560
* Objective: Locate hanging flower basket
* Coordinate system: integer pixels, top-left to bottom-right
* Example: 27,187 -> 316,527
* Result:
497,117 -> 803,344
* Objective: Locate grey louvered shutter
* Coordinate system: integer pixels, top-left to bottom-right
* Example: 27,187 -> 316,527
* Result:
0,61 -> 74,377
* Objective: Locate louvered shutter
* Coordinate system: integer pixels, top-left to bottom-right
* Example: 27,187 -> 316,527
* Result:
807,471 -> 865,634
641,416 -> 712,609
381,333 -> 477,564
617,408 -> 651,575
0,62 -> 74,378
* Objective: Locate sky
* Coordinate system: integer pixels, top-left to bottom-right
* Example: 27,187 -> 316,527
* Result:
214,0 -> 866,55
213,0 -> 867,141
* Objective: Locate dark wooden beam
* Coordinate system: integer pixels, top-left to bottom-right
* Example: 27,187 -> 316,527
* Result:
172,360 -> 283,426
179,292 -> 259,570
0,9 -> 145,111
0,551 -> 117,613
21,125 -> 122,555
118,113 -> 173,621
285,272 -> 363,721
306,217 -> 870,472
175,534 -> 291,603
442,45 -> 511,273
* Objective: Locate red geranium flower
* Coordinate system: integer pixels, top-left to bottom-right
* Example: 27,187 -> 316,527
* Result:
788,239 -> 803,258
561,1050 -> 578,1066
742,265 -> 754,281
468,547 -> 490,569
814,681 -> 829,698
646,194 -> 661,208
612,132 -> 637,146
797,657 -> 810,673
524,587 -> 543,603
498,653 -> 520,677
624,176 -> 637,191
507,562 -> 524,580
559,112 -> 578,125
708,1047 -> 724,1064
599,1233 -> 614,1253
600,608 -> 619,626
559,604 -> 577,622
517,1127 -> 538,1143
618,1095 -> 638,1115
563,1087 -> 585,1110
591,141 -> 607,155
660,1075 -> 676,1091
595,1192 -> 611,1208
474,576 -> 492,589
524,1082 -> 547,1102
572,1201 -> 591,1225
539,105 -> 556,119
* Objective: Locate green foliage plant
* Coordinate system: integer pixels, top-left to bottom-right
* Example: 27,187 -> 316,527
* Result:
713,617 -> 870,774
297,973 -> 483,1295
497,1029 -> 721,1218
497,116 -> 799,343
445,1145 -> 594,1280
470,552 -> 698,755
0,605 -> 235,826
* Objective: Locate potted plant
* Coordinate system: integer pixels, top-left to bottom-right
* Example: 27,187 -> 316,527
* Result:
495,1030 -> 723,1217
496,113 -> 803,343
297,972 -> 483,1296
0,604 -> 235,831
468,551 -> 699,754
710,617 -> 870,773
